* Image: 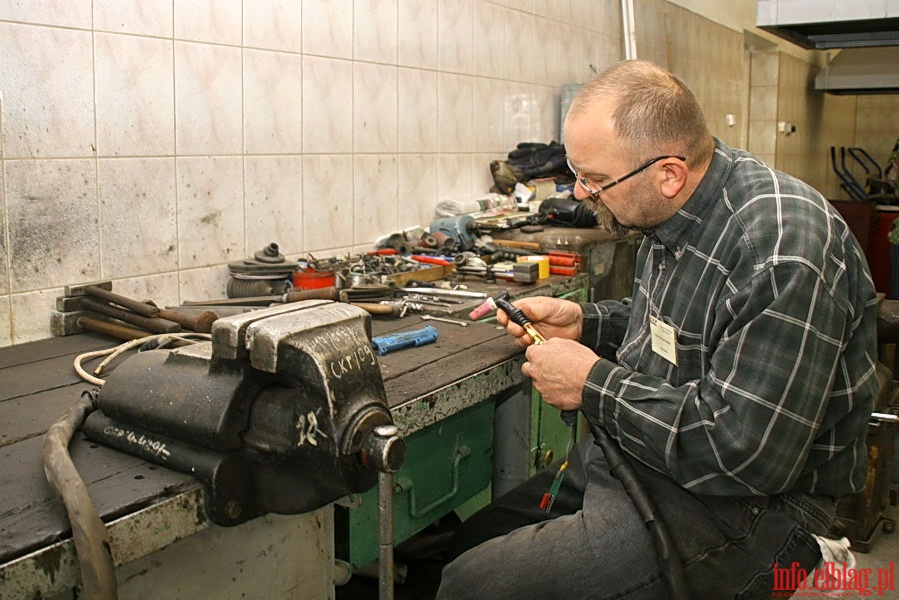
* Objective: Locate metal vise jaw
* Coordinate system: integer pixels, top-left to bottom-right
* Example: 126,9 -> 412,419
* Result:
82,300 -> 405,526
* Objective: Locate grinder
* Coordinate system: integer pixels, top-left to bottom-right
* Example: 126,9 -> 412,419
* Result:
82,300 -> 405,526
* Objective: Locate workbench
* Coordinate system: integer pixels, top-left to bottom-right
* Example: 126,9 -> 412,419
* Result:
0,226 -> 637,599
0,275 -> 587,599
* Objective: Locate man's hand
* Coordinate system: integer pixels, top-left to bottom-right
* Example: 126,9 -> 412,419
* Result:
496,296 -> 583,346
522,338 -> 599,411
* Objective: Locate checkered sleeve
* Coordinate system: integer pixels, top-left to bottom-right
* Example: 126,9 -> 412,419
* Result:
581,261 -> 878,496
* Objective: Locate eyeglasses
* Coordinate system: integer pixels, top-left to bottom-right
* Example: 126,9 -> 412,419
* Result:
566,155 -> 686,198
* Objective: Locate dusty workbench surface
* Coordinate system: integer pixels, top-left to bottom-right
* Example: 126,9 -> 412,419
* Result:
0,311 -> 525,591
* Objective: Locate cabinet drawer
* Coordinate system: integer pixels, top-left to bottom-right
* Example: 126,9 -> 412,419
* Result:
336,401 -> 495,568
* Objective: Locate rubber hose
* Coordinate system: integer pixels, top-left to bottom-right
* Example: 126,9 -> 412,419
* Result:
589,423 -> 690,600
42,389 -> 118,600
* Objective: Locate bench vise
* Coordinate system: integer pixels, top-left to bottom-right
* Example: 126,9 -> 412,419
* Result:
82,300 -> 405,526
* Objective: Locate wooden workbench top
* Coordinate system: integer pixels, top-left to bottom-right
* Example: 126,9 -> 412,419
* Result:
0,313 -> 524,572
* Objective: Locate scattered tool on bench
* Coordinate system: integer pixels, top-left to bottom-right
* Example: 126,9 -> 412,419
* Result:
51,281 -> 220,341
420,314 -> 469,327
371,325 -> 439,355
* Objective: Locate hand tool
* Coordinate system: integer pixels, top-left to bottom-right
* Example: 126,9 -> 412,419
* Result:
397,287 -> 486,299
371,325 -> 439,355
420,315 -> 469,327
476,290 -> 578,513
64,282 -> 219,333
484,290 -> 689,598
67,296 -> 182,333
492,294 -> 546,344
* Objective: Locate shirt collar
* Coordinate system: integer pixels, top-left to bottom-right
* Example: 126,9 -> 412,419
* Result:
648,137 -> 733,255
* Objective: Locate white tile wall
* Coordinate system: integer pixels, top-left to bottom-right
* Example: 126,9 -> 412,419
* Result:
6,0 -> 883,347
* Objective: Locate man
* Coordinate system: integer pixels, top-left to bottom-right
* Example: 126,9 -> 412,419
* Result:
437,60 -> 878,599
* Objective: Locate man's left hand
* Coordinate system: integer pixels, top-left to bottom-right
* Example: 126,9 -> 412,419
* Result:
522,338 -> 600,412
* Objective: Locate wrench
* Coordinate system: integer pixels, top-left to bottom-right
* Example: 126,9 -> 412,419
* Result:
420,314 -> 469,327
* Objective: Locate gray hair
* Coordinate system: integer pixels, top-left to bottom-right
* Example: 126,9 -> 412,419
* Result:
568,60 -> 711,167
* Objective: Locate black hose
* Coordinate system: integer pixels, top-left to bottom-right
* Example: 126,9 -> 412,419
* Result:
589,422 -> 690,600
42,389 -> 118,600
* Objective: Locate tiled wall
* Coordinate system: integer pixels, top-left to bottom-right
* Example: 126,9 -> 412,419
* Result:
1,0 -> 897,347
634,0 -> 746,150
0,0 -> 623,346
855,95 -> 899,187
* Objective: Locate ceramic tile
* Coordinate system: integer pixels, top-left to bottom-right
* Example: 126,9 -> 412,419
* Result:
98,158 -> 177,278
354,62 -> 398,153
5,159 -> 99,292
113,272 -> 181,310
179,264 -> 231,303
437,72 -> 473,153
533,17 -> 561,85
0,297 -> 10,347
94,0 -> 174,37
398,0 -> 438,69
398,154 -> 439,228
302,56 -> 354,153
0,200 -> 7,295
437,0 -> 473,74
302,155 -> 354,251
502,82 -> 535,149
0,24 -> 95,158
503,5 -> 534,82
532,0 -> 561,21
244,49 -> 302,154
530,84 -> 558,143
10,289 -> 58,345
436,153 -> 473,202
748,120 -> 777,156
243,0 -> 302,52
353,155 -> 398,246
354,0 -> 398,64
176,156 -> 244,268
472,1 -> 505,79
302,0 -> 353,59
471,76 -> 506,153
244,156 -> 303,256
749,85 -> 777,120
174,42 -> 243,155
95,33 -> 175,157
175,0 -> 242,45
398,67 -> 438,154
750,50 -> 779,88
0,0 -> 90,28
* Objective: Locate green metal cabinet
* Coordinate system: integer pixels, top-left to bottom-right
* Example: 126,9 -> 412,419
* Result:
335,401 -> 495,569
337,278 -> 595,569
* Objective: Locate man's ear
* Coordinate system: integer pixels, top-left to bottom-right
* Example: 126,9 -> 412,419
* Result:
658,158 -> 688,199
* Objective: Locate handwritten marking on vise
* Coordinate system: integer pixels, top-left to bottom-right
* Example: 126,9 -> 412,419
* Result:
103,425 -> 171,459
296,409 -> 328,447
330,345 -> 377,379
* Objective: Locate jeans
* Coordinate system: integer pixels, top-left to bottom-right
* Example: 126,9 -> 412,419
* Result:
437,434 -> 833,600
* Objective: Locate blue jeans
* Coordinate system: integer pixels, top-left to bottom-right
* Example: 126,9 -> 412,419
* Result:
437,434 -> 832,599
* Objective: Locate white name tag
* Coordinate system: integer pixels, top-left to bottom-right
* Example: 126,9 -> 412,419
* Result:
649,315 -> 678,366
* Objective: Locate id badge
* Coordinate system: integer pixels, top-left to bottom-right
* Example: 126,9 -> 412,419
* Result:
649,315 -> 678,366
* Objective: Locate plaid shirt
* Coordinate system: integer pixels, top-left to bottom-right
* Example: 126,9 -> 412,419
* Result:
580,139 -> 878,497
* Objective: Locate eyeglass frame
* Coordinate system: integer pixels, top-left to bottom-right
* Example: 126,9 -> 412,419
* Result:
566,155 -> 686,199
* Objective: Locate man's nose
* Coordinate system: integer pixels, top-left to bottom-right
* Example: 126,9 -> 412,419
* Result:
571,183 -> 592,202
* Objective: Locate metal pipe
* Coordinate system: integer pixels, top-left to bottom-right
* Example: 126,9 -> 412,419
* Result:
378,470 -> 395,600
82,298 -> 181,333
621,0 -> 637,60
397,287 -> 487,299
